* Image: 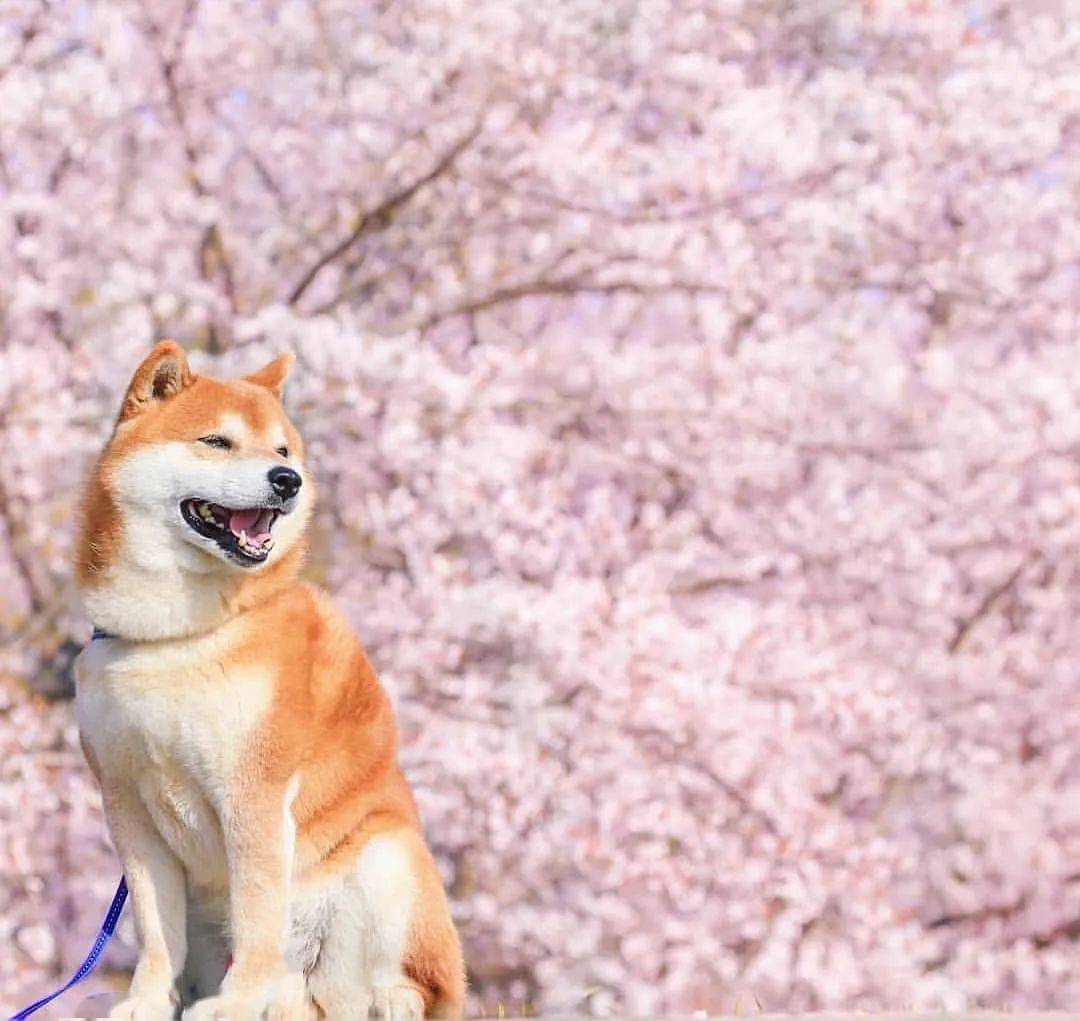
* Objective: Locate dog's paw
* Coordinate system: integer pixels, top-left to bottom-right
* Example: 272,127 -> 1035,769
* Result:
107,991 -> 178,1021
181,994 -> 256,1021
262,973 -> 317,1021
181,975 -> 312,1021
370,985 -> 424,1021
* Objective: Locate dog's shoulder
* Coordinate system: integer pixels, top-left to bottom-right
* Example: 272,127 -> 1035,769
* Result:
235,582 -> 396,754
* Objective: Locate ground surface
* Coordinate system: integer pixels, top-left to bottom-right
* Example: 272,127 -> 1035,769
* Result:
714,1015 -> 1079,1020
44,1007 -> 1080,1020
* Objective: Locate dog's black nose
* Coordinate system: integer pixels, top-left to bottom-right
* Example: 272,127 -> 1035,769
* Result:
268,466 -> 302,500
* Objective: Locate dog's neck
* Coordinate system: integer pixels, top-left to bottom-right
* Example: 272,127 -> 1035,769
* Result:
80,547 -> 304,642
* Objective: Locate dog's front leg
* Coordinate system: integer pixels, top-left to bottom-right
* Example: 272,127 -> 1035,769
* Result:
183,780 -> 309,1021
101,783 -> 187,1021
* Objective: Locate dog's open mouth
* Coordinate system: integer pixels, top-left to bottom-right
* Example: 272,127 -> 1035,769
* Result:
181,498 -> 280,565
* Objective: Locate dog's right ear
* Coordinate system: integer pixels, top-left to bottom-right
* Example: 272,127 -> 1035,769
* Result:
119,341 -> 195,421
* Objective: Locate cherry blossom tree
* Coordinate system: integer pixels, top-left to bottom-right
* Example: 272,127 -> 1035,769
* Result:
2,0 -> 1079,1014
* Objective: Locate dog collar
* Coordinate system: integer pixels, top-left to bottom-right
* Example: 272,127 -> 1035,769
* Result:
91,627 -> 116,641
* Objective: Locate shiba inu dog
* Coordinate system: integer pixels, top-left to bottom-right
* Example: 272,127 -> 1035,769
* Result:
73,342 -> 465,1020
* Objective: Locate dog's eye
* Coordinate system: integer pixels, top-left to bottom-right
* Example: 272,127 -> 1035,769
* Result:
276,446 -> 289,458
199,434 -> 233,450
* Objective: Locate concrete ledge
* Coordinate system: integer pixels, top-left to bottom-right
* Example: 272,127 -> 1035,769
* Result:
56,1014 -> 1080,1020
56,1009 -> 1080,1020
541,1015 -> 1080,1020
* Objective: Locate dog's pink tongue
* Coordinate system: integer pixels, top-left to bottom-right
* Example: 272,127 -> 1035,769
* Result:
252,508 -> 274,540
229,509 -> 261,536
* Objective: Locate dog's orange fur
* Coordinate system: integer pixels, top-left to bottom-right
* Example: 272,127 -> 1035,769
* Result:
74,343 -> 465,1018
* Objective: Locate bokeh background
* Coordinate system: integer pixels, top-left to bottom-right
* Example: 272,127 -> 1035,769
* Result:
2,0 -> 1080,1015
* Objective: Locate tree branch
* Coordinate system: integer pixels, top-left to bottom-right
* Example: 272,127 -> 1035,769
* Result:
418,275 -> 725,330
286,123 -> 481,307
143,0 -> 237,346
948,555 -> 1033,654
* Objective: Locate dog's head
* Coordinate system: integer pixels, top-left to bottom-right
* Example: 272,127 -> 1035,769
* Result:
79,342 -> 314,588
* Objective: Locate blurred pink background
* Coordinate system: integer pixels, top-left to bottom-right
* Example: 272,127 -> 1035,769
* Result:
2,0 -> 1079,1015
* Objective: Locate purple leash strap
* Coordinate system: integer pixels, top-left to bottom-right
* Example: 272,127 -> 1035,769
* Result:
8,876 -> 128,1020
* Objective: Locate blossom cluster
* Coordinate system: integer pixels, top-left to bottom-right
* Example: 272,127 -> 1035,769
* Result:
1,0 -> 1078,1014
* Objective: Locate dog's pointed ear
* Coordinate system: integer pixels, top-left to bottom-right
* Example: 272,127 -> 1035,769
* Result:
244,353 -> 294,399
119,341 -> 195,421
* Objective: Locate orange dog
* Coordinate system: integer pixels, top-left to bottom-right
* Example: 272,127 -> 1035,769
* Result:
74,342 -> 464,1020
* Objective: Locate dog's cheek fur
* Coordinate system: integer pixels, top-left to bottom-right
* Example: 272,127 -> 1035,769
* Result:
75,455 -> 124,587
111,443 -> 291,569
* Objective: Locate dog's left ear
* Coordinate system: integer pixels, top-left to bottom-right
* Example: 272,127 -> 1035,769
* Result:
244,353 -> 294,400
119,341 -> 195,422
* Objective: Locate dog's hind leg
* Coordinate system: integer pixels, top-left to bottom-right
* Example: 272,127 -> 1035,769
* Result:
304,874 -> 373,1020
306,829 -> 464,1021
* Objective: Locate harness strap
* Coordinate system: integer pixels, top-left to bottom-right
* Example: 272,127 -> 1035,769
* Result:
8,877 -> 128,1020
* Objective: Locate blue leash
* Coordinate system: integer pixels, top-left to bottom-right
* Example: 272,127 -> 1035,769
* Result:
10,628 -> 127,1020
8,876 -> 128,1020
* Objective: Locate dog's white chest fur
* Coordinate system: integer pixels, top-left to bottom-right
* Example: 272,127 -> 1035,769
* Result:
75,633 -> 273,891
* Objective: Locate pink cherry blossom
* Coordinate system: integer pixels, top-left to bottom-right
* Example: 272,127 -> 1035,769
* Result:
2,0 -> 1079,1014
